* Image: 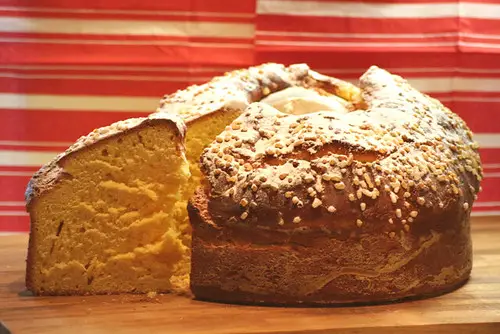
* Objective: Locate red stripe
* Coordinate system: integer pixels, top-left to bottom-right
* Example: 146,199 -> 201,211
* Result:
476,177 -> 500,203
0,109 -> 147,142
258,44 -> 458,53
257,34 -> 458,44
257,51 -> 460,70
257,16 -> 459,35
478,149 -> 500,165
0,0 -> 256,14
464,18 -> 500,36
0,43 -> 254,66
257,52 -> 500,73
0,216 -> 29,232
443,101 -> 500,133
0,175 -> 30,202
0,166 -> 38,172
0,77 -> 192,96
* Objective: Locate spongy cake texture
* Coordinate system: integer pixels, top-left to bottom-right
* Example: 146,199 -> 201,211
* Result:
26,115 -> 192,294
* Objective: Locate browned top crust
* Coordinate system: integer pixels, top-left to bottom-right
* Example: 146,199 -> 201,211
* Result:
199,66 -> 483,235
25,113 -> 187,208
156,63 -> 361,123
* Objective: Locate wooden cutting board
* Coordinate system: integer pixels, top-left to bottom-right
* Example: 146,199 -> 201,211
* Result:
1,217 -> 499,334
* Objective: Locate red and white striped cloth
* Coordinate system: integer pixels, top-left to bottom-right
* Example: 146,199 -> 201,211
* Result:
1,0 -> 499,232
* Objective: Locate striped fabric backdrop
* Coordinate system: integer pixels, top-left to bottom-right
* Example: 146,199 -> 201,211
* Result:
1,0 -> 499,232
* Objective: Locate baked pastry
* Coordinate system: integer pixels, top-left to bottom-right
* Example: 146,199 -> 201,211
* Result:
188,66 -> 483,305
25,114 -> 193,295
26,63 -> 348,295
25,63 -> 482,302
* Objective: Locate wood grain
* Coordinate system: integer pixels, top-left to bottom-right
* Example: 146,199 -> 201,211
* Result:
1,217 -> 499,334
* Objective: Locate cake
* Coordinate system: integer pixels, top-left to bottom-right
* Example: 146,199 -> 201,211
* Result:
25,64 -> 482,303
188,66 -> 482,305
25,114 -> 192,294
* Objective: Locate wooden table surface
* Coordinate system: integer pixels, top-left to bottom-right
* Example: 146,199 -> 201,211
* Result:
1,217 -> 500,334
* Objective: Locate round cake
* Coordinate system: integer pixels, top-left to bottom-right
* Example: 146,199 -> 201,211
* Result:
188,66 -> 483,305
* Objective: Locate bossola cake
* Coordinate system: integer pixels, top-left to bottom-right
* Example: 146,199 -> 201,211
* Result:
25,63 -> 482,305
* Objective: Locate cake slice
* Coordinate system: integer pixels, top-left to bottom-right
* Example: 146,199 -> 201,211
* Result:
25,114 -> 192,295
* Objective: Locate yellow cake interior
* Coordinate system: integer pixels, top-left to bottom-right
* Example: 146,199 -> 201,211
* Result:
183,109 -> 242,190
29,123 -> 192,294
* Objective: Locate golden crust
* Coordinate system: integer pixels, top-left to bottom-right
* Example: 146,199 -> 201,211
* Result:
189,65 -> 482,305
198,66 -> 482,233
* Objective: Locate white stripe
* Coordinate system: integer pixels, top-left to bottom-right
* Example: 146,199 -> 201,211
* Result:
460,3 -> 500,19
0,211 -> 28,216
0,232 -> 27,236
0,201 -> 25,206
0,6 -> 254,19
258,1 -> 458,17
0,37 -> 253,48
258,31 -> 500,41
471,210 -> 500,217
474,134 -> 500,148
0,73 -> 211,82
0,171 -> 34,176
0,17 -> 253,39
474,202 -> 500,207
258,1 -> 500,19
0,151 -> 57,166
407,78 -> 500,93
256,40 -> 500,50
0,140 -> 72,147
484,172 -> 500,178
337,78 -> 500,95
483,163 -> 500,168
459,41 -> 500,49
0,93 -> 157,112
